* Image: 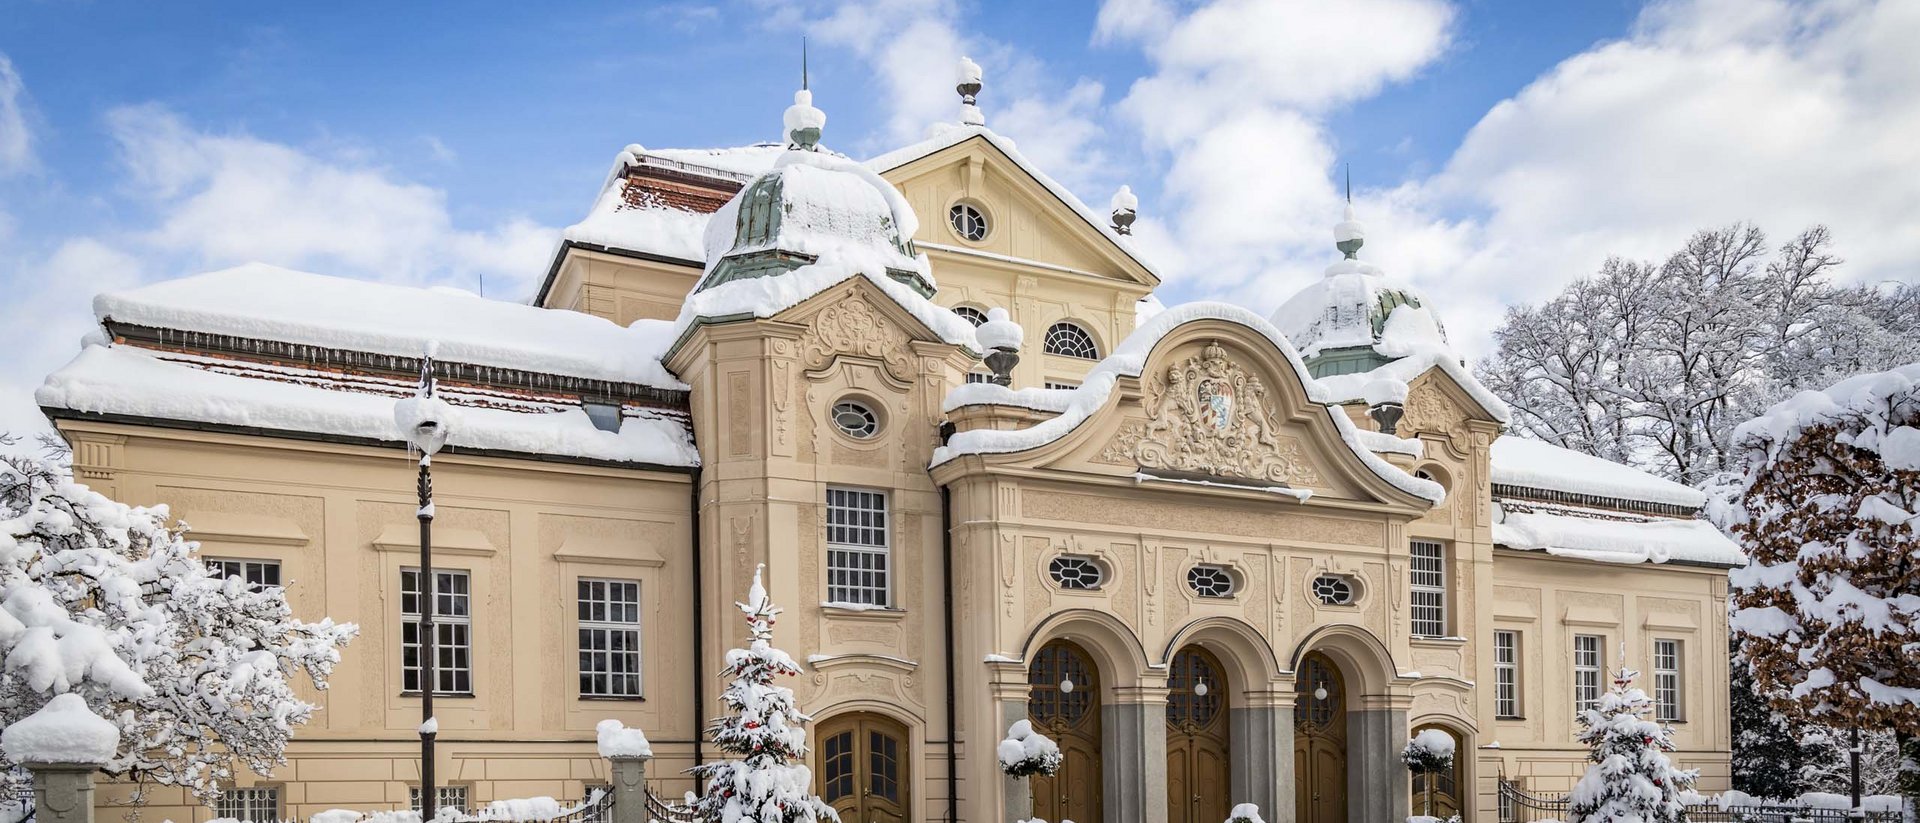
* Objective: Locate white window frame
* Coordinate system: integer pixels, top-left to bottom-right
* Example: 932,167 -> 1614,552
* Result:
1494,629 -> 1521,719
1044,380 -> 1080,390
410,785 -> 469,814
402,568 -> 473,695
825,487 -> 890,607
1409,540 -> 1447,637
212,786 -> 281,821
578,577 -> 643,699
1653,638 -> 1683,721
1573,634 -> 1604,714
207,557 -> 282,588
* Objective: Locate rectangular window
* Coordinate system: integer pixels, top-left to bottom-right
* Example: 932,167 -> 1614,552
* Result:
578,578 -> 642,698
1494,629 -> 1521,718
402,569 -> 472,695
207,558 -> 282,588
213,786 -> 280,821
1573,634 -> 1604,714
826,487 -> 890,606
966,371 -> 992,385
1044,380 -> 1079,390
1653,639 -> 1683,721
1409,540 -> 1447,637
410,785 -> 469,814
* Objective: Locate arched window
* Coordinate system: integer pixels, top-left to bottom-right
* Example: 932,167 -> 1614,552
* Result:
949,203 -> 988,241
1410,725 -> 1464,820
952,305 -> 989,326
1044,322 -> 1099,359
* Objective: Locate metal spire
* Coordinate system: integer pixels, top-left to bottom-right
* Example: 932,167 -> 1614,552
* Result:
802,37 -> 809,91
1345,163 -> 1352,203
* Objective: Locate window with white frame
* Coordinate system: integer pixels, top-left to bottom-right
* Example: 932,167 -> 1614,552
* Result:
1653,639 -> 1683,721
207,558 -> 281,588
966,371 -> 993,384
1043,380 -> 1080,390
213,786 -> 281,821
952,305 -> 989,326
826,487 -> 890,606
1494,630 -> 1521,718
1573,634 -> 1604,714
578,578 -> 642,698
410,785 -> 469,814
402,569 -> 472,695
1409,540 -> 1447,637
1043,322 -> 1099,359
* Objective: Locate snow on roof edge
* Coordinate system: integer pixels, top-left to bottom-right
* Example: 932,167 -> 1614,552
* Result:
1491,436 -> 1706,508
1493,507 -> 1745,567
932,301 -> 1444,505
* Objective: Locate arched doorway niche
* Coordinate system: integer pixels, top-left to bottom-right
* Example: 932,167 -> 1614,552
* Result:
1290,624 -> 1414,823
1161,616 -> 1290,817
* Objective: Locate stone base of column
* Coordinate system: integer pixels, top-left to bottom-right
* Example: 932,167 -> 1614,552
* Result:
25,762 -> 98,823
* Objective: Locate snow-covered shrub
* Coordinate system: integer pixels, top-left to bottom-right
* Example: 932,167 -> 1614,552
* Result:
1567,667 -> 1697,823
687,565 -> 836,822
1401,728 -> 1456,773
997,719 -> 1061,778
1225,803 -> 1266,823
0,450 -> 357,803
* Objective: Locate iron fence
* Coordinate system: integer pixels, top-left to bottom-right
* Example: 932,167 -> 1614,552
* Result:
1498,779 -> 1903,823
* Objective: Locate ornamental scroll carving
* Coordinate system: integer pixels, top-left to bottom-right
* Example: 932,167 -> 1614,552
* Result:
800,295 -> 915,382
1101,341 -> 1321,485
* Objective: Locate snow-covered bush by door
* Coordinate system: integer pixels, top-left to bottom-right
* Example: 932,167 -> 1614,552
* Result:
1225,803 -> 1266,823
0,450 -> 357,803
1567,667 -> 1697,823
687,565 -> 836,823
1401,728 -> 1456,773
997,719 -> 1061,778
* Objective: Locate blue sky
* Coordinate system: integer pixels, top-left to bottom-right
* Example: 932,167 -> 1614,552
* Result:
3,0 -> 1917,436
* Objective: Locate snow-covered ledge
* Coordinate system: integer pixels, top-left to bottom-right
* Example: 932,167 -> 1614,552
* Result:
2,695 -> 121,823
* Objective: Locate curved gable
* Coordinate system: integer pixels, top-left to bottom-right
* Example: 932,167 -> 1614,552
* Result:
934,303 -> 1440,514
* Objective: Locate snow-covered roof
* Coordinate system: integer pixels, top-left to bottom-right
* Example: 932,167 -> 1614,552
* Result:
933,301 -> 1444,505
1492,437 -> 1706,509
1270,261 -> 1444,359
644,144 -> 785,179
1494,501 -> 1745,567
699,151 -> 925,282
95,263 -> 685,390
1316,347 -> 1512,424
866,125 -> 1162,283
561,180 -> 710,263
673,261 -> 980,354
37,345 -> 698,467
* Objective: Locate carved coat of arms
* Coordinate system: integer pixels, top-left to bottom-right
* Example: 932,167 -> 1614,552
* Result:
1101,341 -> 1321,486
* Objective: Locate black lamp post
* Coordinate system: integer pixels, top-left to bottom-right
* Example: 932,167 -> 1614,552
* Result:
399,347 -> 450,814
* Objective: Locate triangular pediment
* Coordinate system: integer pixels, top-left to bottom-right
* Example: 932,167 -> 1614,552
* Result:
874,133 -> 1159,288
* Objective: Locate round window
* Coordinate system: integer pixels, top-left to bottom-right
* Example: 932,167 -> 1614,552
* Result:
1187,565 -> 1236,598
1048,556 -> 1104,590
949,203 -> 988,242
952,305 -> 989,327
1312,574 -> 1355,606
831,401 -> 878,439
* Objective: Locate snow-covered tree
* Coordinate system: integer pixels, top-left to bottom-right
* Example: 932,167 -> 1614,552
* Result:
1723,363 -> 1920,806
1567,667 -> 1697,823
0,448 -> 358,803
1728,640 -> 1812,800
688,565 -> 836,823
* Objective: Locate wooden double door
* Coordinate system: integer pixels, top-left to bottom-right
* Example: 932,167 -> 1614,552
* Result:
816,713 -> 909,823
1167,646 -> 1232,823
1030,640 -> 1103,823
1294,652 -> 1348,823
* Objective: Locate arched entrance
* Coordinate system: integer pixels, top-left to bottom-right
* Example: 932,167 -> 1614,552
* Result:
1294,651 -> 1348,823
1029,639 -> 1102,823
815,712 -> 909,823
1410,724 -> 1464,820
1167,645 -> 1231,823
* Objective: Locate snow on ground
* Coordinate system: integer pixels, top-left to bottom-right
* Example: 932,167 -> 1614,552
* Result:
94,263 -> 686,390
933,301 -> 1444,504
37,345 -> 698,467
0,693 -> 119,765
1494,502 -> 1745,566
1492,436 -> 1706,508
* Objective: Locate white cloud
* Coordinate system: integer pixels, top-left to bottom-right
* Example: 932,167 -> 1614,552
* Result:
0,52 -> 34,176
0,239 -> 146,441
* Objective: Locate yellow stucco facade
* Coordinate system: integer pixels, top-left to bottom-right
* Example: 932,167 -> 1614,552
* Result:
50,130 -> 1731,823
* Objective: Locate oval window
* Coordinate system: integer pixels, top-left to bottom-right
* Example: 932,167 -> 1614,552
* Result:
831,401 -> 879,439
1048,555 -> 1105,590
1187,565 -> 1237,598
1312,574 -> 1355,606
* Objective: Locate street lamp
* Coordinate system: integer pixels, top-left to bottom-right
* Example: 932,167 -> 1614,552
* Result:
395,343 -> 453,814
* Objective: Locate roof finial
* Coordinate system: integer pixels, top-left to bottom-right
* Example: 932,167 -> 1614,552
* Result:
1110,185 -> 1138,236
1344,163 -> 1352,204
784,69 -> 825,151
1335,168 -> 1365,260
802,37 -> 809,91
957,56 -> 985,127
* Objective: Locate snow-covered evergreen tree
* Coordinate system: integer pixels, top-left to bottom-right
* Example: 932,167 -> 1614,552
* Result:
1728,641 -> 1811,800
1567,667 -> 1696,823
0,448 -> 357,803
1723,362 -> 1920,807
688,565 -> 836,823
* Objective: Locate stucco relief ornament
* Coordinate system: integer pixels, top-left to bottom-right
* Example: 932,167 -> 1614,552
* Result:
1114,340 -> 1323,485
801,295 -> 915,381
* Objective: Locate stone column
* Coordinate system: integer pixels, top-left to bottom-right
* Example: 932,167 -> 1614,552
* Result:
1347,697 -> 1411,823
24,762 -> 97,823
1232,689 -> 1297,823
998,697 -> 1034,823
607,755 -> 651,823
1105,685 -> 1170,823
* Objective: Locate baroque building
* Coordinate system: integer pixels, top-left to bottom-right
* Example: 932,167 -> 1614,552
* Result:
34,76 -> 1740,823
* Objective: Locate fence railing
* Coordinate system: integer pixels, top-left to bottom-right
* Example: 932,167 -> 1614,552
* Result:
1497,779 -> 1903,823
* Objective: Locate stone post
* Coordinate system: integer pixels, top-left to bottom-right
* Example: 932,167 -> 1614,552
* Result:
1106,685 -> 1171,823
606,755 -> 650,823
24,762 -> 98,823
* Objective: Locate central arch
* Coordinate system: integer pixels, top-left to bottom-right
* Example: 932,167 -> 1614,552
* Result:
1294,651 -> 1348,823
1167,645 -> 1231,823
